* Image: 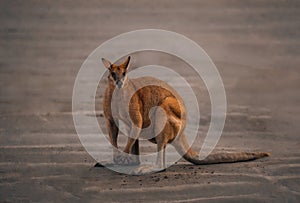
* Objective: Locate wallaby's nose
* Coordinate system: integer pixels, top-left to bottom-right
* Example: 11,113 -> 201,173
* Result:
116,80 -> 123,88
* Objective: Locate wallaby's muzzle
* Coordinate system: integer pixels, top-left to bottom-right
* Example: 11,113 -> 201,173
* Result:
116,80 -> 123,88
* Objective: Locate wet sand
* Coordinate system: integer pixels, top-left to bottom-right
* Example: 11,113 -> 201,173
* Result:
0,0 -> 300,202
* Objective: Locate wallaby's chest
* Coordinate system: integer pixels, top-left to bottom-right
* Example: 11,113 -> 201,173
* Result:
108,88 -> 136,123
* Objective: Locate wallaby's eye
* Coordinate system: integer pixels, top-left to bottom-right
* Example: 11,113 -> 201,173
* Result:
122,72 -> 126,77
111,72 -> 116,80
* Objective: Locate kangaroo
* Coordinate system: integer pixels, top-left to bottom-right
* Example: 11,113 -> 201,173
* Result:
100,56 -> 270,175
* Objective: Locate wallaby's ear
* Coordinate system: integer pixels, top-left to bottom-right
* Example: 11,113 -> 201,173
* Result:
122,56 -> 131,69
102,58 -> 112,69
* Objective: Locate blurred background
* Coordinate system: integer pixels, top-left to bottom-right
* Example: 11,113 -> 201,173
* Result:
0,0 -> 299,202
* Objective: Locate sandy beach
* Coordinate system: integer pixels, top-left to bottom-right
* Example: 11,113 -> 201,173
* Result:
0,0 -> 299,202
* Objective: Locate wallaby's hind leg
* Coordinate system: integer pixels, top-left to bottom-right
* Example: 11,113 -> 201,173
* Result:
96,130 -> 140,167
156,140 -> 166,170
122,123 -> 140,164
130,98 -> 182,174
130,139 -> 167,175
131,139 -> 140,165
113,137 -> 140,165
115,123 -> 142,165
130,117 -> 170,175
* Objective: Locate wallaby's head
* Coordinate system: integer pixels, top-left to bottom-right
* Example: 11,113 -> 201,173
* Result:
101,56 -> 131,89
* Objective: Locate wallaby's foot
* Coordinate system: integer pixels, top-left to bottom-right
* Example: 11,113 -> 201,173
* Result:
130,165 -> 166,175
94,162 -> 104,167
114,153 -> 140,166
94,160 -> 116,167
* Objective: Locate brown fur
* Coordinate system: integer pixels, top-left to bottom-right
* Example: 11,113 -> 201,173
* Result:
101,56 -> 270,173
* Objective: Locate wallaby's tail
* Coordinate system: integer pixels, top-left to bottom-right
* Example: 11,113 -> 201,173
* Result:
172,133 -> 270,165
183,151 -> 270,165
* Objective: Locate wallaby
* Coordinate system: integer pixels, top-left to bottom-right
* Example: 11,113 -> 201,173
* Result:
99,56 -> 270,174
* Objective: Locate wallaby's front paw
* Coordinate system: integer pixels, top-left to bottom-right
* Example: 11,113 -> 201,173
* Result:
114,153 -> 139,165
